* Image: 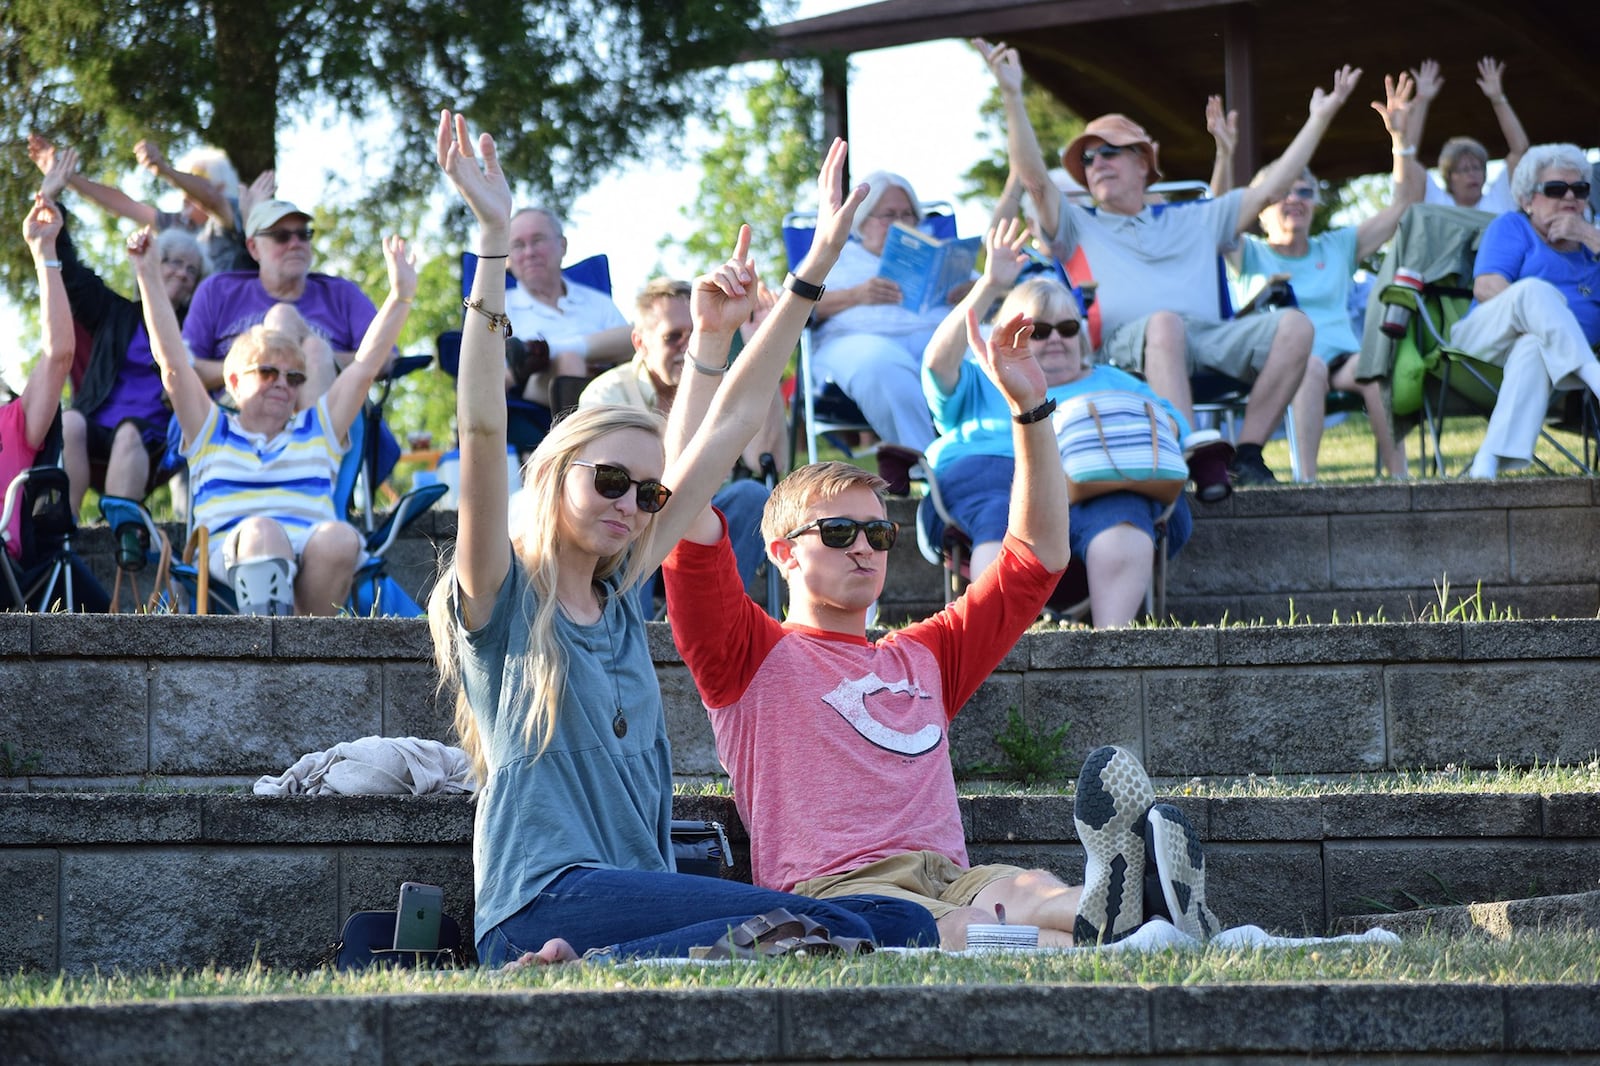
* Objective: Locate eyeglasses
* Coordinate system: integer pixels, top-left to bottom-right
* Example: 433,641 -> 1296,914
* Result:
659,329 -> 691,347
161,257 -> 201,280
783,517 -> 899,552
570,459 -> 672,513
257,227 -> 314,244
1537,181 -> 1591,200
1080,144 -> 1130,169
870,209 -> 921,224
1029,319 -> 1082,341
245,364 -> 307,387
1282,185 -> 1319,202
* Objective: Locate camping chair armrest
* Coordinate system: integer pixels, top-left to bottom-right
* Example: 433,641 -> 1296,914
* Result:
183,526 -> 211,616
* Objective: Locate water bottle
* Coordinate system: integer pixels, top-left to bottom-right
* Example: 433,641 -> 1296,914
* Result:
1380,267 -> 1425,339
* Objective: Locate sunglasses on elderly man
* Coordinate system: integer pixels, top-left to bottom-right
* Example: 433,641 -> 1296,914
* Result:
245,364 -> 308,387
1080,144 -> 1131,169
257,226 -> 315,244
1029,319 -> 1082,341
783,517 -> 899,552
570,459 -> 673,513
1537,181 -> 1591,201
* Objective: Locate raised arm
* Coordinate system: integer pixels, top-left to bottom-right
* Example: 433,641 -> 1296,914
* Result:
1207,95 -> 1239,195
136,140 -> 234,229
324,236 -> 416,437
925,216 -> 1030,395
1475,58 -> 1528,178
1402,59 -> 1442,159
1238,65 -> 1362,231
436,110 -> 515,620
127,229 -> 212,442
967,309 -> 1069,573
657,139 -> 867,563
20,197 -> 75,449
28,134 -> 158,227
1355,72 -> 1426,260
974,39 -> 1061,246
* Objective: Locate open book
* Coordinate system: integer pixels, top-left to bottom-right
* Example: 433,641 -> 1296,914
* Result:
876,223 -> 981,314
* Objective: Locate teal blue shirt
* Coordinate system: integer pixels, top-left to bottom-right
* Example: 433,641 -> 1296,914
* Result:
923,359 -> 1190,472
1234,226 -> 1361,362
454,553 -> 674,935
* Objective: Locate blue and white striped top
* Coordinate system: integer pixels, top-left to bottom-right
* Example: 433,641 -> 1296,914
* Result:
183,398 -> 348,557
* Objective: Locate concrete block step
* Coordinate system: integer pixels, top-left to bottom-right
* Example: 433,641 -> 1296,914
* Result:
4,614 -> 1597,789
5,790 -> 1597,974
6,979 -> 1598,1064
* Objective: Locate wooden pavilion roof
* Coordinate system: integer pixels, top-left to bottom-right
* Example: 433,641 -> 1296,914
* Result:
768,0 -> 1600,181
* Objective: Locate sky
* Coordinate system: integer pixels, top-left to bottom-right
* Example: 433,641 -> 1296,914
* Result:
3,2 -> 995,388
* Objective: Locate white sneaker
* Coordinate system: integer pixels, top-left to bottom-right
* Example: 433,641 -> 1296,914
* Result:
1073,745 -> 1154,945
1144,802 -> 1219,941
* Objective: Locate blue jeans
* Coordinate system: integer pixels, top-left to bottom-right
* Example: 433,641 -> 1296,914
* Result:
477,866 -> 937,966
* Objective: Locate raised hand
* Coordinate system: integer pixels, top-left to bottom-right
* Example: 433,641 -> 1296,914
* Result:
1374,71 -> 1415,137
806,137 -> 868,267
125,226 -> 158,276
974,38 -> 1023,95
1411,59 -> 1443,102
23,194 -> 62,249
26,133 -> 56,175
1309,65 -> 1362,124
383,235 -> 418,302
134,140 -> 169,176
1206,95 -> 1239,156
434,109 -> 512,232
1475,57 -> 1507,99
739,279 -> 778,343
691,224 -> 759,337
966,309 -> 1044,414
982,216 -> 1033,290
39,145 -> 78,203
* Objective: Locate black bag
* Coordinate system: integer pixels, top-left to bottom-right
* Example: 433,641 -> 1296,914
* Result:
672,819 -> 733,878
332,910 -> 464,972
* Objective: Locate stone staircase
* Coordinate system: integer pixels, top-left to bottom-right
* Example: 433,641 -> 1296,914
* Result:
4,480 -> 1598,1062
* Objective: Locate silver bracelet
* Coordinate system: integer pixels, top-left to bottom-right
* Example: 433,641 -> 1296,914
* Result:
690,355 -> 729,376
40,259 -> 61,270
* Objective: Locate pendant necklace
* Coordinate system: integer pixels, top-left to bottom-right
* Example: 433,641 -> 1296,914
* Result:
597,589 -> 628,738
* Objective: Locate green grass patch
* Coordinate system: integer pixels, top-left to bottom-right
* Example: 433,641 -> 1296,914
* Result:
4,931 -> 1597,1007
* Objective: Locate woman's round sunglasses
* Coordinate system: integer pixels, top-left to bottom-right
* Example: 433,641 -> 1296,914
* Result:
1029,319 -> 1082,341
571,460 -> 672,513
783,517 -> 899,551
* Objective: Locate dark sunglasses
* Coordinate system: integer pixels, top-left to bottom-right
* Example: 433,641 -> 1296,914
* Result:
258,226 -> 314,244
1029,319 -> 1082,341
1537,181 -> 1591,200
245,364 -> 307,387
1080,144 -> 1130,168
570,459 -> 672,513
783,517 -> 899,551
1282,184 -> 1319,202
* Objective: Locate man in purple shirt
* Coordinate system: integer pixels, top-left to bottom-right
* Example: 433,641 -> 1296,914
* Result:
182,199 -> 385,401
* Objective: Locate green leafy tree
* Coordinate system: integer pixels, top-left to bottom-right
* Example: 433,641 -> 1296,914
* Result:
0,0 -> 768,301
962,81 -> 1084,206
666,58 -> 823,278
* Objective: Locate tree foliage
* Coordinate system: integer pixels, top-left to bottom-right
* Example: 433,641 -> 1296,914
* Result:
961,80 -> 1083,205
665,59 -> 822,279
0,0 -> 768,302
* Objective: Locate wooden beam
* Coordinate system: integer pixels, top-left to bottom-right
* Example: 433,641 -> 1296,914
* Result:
1223,3 -> 1258,181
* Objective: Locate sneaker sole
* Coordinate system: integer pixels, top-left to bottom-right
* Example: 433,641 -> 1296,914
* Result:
1145,802 -> 1219,941
1073,745 -> 1154,945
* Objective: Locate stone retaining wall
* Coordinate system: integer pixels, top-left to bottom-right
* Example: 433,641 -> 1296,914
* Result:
4,790 -> 1598,974
3,615 -> 1597,790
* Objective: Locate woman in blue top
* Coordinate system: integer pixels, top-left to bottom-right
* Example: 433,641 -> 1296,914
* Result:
1230,70 -> 1423,480
426,111 -> 935,967
922,221 -> 1192,628
1450,143 -> 1600,478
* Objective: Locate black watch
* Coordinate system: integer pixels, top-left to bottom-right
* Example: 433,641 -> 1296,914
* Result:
784,272 -> 825,301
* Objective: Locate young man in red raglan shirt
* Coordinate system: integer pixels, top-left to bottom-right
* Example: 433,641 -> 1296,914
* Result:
663,275 -> 1218,948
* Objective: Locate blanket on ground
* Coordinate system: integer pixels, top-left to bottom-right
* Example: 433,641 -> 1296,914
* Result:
253,736 -> 475,796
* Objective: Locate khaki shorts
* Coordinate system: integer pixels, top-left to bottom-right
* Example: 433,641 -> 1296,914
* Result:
1101,307 -> 1293,381
793,851 -> 1026,920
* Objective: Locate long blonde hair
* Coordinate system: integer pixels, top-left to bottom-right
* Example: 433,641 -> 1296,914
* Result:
428,404 -> 666,783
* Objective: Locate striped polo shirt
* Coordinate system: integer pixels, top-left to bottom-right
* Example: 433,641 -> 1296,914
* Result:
184,398 -> 348,556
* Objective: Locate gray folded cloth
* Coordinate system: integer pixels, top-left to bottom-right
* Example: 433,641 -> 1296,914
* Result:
253,736 -> 476,796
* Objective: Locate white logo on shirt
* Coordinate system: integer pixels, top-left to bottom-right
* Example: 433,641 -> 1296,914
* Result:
820,672 -> 942,755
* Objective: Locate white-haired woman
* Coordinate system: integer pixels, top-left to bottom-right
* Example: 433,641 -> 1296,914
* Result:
426,112 -> 936,967
1450,143 -> 1600,477
808,171 -> 974,453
